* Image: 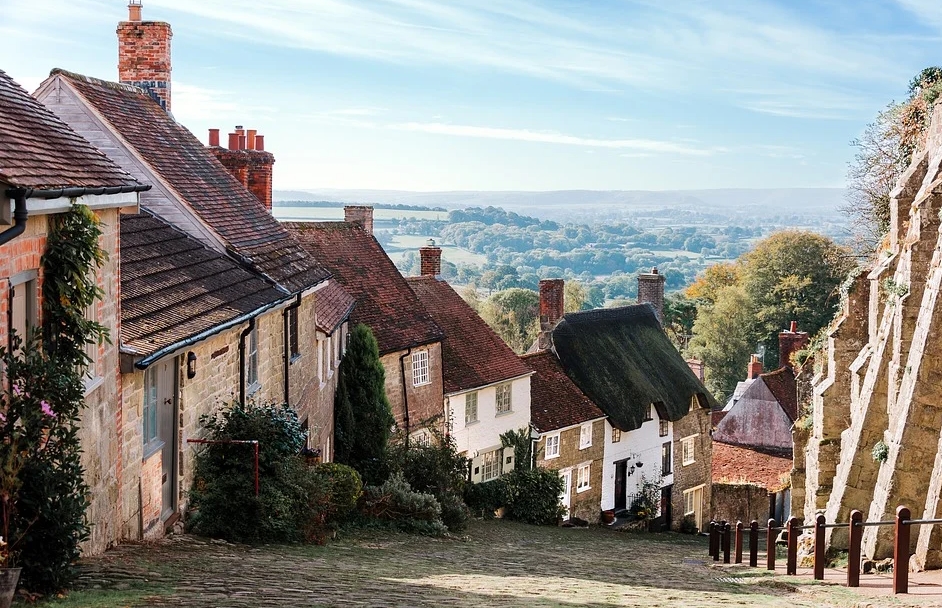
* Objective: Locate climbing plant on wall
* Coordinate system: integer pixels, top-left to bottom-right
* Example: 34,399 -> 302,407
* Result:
3,204 -> 106,593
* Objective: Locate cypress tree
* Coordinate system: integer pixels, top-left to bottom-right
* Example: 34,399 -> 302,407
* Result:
333,324 -> 393,484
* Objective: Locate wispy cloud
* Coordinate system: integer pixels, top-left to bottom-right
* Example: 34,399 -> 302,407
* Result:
389,122 -> 724,155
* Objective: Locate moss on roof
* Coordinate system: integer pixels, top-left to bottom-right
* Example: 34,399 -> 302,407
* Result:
552,304 -> 717,431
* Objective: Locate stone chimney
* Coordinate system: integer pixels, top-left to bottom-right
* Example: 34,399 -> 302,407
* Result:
638,267 -> 666,323
747,354 -> 763,380
537,279 -> 565,350
778,321 -> 809,368
419,239 -> 442,277
344,206 -> 374,235
207,126 -> 275,211
117,1 -> 172,111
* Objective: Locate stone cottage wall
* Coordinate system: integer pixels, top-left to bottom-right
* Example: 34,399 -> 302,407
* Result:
536,419 -> 605,523
672,404 -> 712,531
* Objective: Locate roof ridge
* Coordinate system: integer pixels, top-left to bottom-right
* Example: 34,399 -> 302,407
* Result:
51,68 -> 148,96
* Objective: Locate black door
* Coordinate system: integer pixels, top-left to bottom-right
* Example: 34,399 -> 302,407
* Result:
614,460 -> 627,510
661,485 -> 673,530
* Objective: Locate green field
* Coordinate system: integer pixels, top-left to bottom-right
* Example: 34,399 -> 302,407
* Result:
385,235 -> 487,266
273,205 -> 448,222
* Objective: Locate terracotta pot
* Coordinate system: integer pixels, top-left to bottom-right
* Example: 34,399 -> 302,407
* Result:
601,509 -> 616,525
0,568 -> 21,608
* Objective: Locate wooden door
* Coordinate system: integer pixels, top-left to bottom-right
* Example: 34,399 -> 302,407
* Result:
614,460 -> 627,510
560,469 -> 572,520
155,358 -> 177,521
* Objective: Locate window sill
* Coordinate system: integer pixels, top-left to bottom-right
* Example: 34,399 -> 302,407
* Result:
413,380 -> 431,388
247,381 -> 261,396
576,485 -> 591,494
143,440 -> 165,461
464,419 -> 479,426
495,409 -> 513,417
682,460 -> 695,466
579,444 -> 592,450
82,375 -> 105,396
290,354 -> 302,365
545,453 -> 559,460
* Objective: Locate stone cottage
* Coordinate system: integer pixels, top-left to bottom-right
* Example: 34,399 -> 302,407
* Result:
406,243 -> 533,481
0,67 -> 150,554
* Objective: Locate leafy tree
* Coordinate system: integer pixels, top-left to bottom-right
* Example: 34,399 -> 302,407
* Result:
564,281 -> 588,312
687,286 -> 757,401
479,288 -> 540,353
333,324 -> 394,484
662,293 -> 698,351
685,262 -> 739,304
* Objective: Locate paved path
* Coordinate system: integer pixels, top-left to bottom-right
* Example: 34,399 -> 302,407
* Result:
58,520 -> 942,607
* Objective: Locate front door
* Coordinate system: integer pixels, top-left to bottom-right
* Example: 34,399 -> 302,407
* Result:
614,460 -> 628,510
684,485 -> 704,532
560,469 -> 572,520
661,485 -> 673,530
155,358 -> 177,521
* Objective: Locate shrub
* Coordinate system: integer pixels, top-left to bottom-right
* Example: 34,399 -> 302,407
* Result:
308,463 -> 362,525
359,473 -> 447,536
463,478 -> 508,518
502,468 -> 565,525
679,514 -> 698,534
188,401 -> 312,543
387,432 -> 470,531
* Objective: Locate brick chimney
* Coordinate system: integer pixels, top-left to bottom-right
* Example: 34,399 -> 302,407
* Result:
117,1 -> 172,111
778,321 -> 809,368
206,126 -> 275,212
638,267 -> 666,323
344,206 -> 374,235
419,239 -> 442,277
747,354 -> 763,380
537,279 -> 565,350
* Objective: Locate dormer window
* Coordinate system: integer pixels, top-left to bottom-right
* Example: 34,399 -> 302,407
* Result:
644,404 -> 654,421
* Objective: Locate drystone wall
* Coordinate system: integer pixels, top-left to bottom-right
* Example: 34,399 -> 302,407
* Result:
799,103 -> 942,568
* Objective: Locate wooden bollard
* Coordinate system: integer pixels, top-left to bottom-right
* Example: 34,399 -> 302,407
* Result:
814,514 -> 826,580
847,510 -> 862,588
735,521 -> 743,564
711,521 -> 719,561
786,517 -> 799,575
767,519 -> 777,571
749,520 -> 759,567
894,506 -> 911,594
722,521 -> 731,564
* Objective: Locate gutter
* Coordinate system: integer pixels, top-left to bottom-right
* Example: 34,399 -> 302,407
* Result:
1,184 -> 150,247
283,293 -> 302,406
399,347 -> 413,443
239,317 -> 256,407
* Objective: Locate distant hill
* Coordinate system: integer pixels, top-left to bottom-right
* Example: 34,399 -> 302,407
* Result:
274,188 -> 845,219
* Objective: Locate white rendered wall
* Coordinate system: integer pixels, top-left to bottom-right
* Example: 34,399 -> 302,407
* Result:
601,414 -> 674,511
448,375 -> 531,466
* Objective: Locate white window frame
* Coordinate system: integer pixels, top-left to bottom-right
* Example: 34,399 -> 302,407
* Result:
9,270 -> 38,352
412,350 -> 430,387
326,334 -> 333,378
684,485 -> 704,516
545,433 -> 560,459
465,391 -> 478,424
612,427 -> 621,443
246,325 -> 260,393
495,382 -> 512,414
481,448 -> 502,482
659,418 -> 669,437
579,422 -> 593,449
576,462 -> 591,493
681,435 -> 696,466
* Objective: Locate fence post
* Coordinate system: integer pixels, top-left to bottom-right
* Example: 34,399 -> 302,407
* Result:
814,514 -> 826,580
848,510 -> 862,588
722,521 -> 731,564
894,506 -> 911,594
767,518 -> 777,571
786,516 -> 799,575
749,520 -> 759,567
735,521 -> 744,564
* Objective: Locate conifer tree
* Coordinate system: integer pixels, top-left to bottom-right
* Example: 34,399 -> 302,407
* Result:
333,324 -> 394,484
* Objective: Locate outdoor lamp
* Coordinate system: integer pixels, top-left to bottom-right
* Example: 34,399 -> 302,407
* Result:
186,351 -> 197,379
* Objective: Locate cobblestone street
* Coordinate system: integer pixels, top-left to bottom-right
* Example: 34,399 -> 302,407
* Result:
43,520 -> 941,607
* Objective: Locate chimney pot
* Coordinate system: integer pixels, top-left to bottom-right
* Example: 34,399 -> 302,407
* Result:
790,320 -> 798,333
778,323 -> 809,368
128,0 -> 142,21
227,132 -> 239,150
238,135 -> 247,150
747,354 -> 763,380
208,128 -> 220,147
255,135 -> 265,151
344,206 -> 374,235
247,129 -> 257,150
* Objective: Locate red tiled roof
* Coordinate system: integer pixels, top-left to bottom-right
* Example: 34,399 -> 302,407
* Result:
0,69 -> 139,191
315,279 -> 355,334
522,350 -> 606,433
284,222 -> 443,354
711,441 -> 792,491
121,212 -> 286,357
761,366 -> 798,421
54,70 -> 328,293
406,276 -> 531,394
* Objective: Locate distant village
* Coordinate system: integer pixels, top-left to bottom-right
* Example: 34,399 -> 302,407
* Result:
4,0 -> 942,602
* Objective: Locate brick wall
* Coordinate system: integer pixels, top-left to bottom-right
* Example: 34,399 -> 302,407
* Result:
536,419 -> 605,523
206,147 -> 275,211
671,404 -> 712,531
117,17 -> 172,110
0,214 -> 47,350
381,343 -> 445,436
637,270 -> 666,323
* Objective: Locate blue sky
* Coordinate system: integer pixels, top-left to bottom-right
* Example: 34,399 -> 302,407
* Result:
4,0 -> 942,191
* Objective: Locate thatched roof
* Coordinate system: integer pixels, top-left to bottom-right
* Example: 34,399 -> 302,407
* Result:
551,304 -> 717,431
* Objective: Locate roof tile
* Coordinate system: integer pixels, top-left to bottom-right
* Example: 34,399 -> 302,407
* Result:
712,441 -> 792,491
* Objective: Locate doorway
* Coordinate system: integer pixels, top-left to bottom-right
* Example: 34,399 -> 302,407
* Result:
614,460 -> 628,510
154,358 -> 178,521
559,469 -> 572,520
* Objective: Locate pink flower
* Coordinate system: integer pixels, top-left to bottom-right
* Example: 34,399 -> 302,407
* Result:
11,385 -> 21,397
40,401 -> 56,419
0,412 -> 5,422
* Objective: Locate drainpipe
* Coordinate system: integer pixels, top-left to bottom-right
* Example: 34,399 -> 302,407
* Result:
238,317 -> 256,406
0,190 -> 28,247
398,347 -> 412,443
282,294 -> 302,406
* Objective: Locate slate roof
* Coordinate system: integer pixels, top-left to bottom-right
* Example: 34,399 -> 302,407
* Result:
551,304 -> 717,432
121,211 -> 287,358
712,441 -> 792,491
0,69 -> 140,191
760,366 -> 798,421
315,279 -> 355,334
407,276 -> 531,394
284,221 -> 443,354
521,350 -> 606,433
54,70 -> 328,293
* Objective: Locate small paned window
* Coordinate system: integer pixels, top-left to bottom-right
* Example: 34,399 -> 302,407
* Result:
412,350 -> 430,386
681,436 -> 696,466
662,441 -> 673,475
580,422 -> 593,449
288,307 -> 300,359
495,383 -> 512,413
577,463 -> 591,492
482,448 -> 502,482
246,325 -> 259,391
612,427 -> 622,443
659,419 -> 669,437
545,433 -> 560,459
143,367 -> 159,448
465,391 -> 479,424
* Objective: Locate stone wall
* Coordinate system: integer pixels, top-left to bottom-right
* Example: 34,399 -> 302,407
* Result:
673,402 -> 712,531
381,343 -> 445,436
711,483 -> 770,525
536,419 -> 605,523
